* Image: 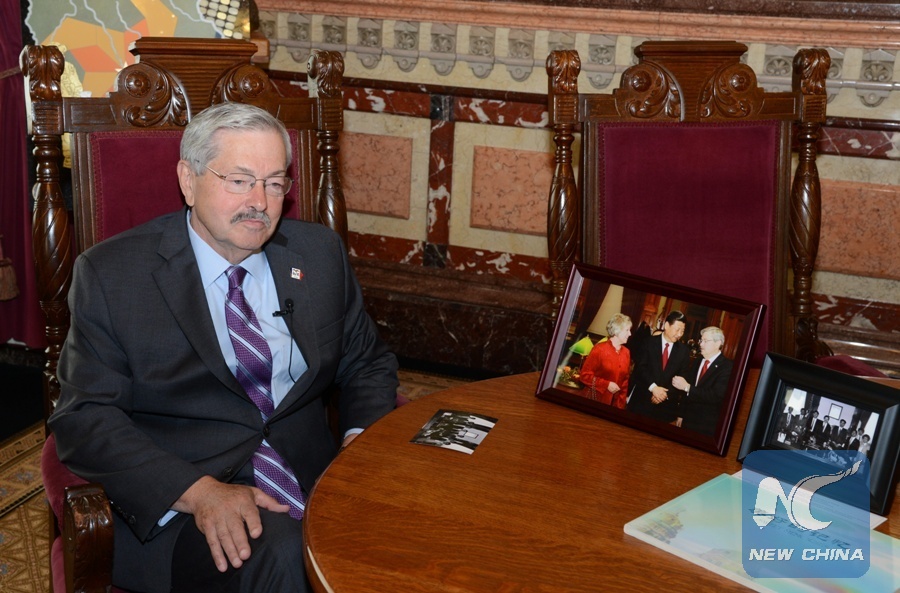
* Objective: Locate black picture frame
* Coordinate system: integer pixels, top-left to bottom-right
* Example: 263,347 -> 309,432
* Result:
537,263 -> 765,455
738,352 -> 900,515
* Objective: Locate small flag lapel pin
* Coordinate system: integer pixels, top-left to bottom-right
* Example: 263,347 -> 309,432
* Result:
291,268 -> 304,281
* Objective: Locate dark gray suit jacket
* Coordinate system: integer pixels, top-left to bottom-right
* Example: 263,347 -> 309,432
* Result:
50,210 -> 398,593
626,335 -> 689,423
680,355 -> 733,436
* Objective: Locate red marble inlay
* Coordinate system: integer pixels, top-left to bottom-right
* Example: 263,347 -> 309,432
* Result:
453,97 -> 548,128
428,119 -> 454,246
818,127 -> 898,160
349,231 -> 425,266
814,293 -> 900,333
446,245 -> 551,284
343,86 -> 431,118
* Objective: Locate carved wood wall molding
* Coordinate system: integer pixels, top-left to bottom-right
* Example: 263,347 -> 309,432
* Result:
257,0 -> 900,49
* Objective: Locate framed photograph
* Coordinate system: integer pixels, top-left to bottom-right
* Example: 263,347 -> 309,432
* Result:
537,263 -> 765,455
738,352 -> 900,515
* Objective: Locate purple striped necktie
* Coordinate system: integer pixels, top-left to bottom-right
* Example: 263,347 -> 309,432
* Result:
225,265 -> 306,520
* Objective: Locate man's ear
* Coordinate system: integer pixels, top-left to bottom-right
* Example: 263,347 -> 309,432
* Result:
177,160 -> 195,206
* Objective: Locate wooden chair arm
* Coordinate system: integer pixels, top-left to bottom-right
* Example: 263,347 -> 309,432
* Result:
63,483 -> 114,593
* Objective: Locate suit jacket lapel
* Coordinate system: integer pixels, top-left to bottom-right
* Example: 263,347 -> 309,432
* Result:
265,233 -> 320,412
152,212 -> 245,398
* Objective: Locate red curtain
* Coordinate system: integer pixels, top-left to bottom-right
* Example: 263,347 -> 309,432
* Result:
0,0 -> 44,348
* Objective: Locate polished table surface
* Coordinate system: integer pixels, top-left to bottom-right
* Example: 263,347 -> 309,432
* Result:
303,371 -> 900,592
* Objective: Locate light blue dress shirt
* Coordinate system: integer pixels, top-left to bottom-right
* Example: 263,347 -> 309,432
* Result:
187,211 -> 308,403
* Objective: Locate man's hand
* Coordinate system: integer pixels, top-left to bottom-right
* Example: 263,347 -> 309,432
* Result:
650,386 -> 668,404
607,381 -> 621,394
172,476 -> 290,572
671,376 -> 690,392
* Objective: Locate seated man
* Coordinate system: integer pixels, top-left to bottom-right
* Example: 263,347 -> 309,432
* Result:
49,102 -> 399,593
672,326 -> 733,436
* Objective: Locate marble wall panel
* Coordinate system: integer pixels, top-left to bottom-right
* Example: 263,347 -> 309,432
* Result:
470,145 -> 552,235
818,180 -> 900,281
449,121 -> 551,259
342,131 -> 412,218
342,111 -> 431,242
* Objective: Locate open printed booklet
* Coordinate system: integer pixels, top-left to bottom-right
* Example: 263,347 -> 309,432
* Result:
624,473 -> 900,592
410,409 -> 498,454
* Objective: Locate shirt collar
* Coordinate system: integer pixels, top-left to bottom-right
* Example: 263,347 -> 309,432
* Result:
186,210 -> 268,288
704,352 -> 721,364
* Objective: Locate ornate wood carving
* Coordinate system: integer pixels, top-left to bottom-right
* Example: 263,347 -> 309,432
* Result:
213,63 -> 278,104
791,47 -> 832,360
546,50 -> 581,318
63,484 -> 113,593
619,63 -> 681,119
308,49 -> 348,246
119,62 -> 190,127
20,44 -> 71,419
700,62 -> 765,119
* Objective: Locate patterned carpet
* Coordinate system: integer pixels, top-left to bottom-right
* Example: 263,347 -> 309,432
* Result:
0,424 -> 48,593
0,369 -> 468,593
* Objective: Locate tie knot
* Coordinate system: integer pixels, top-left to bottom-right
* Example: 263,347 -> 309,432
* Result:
227,265 -> 248,291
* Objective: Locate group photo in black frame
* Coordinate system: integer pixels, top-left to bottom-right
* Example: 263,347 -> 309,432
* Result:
738,353 -> 900,515
537,263 -> 765,455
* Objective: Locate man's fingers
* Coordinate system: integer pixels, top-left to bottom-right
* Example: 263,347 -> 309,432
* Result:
224,514 -> 253,565
200,522 -> 230,572
252,488 -> 291,517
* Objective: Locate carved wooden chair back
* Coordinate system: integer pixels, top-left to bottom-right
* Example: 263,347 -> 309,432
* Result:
21,36 -> 347,593
546,41 -> 832,363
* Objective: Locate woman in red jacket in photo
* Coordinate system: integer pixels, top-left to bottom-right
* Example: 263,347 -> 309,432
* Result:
577,313 -> 632,408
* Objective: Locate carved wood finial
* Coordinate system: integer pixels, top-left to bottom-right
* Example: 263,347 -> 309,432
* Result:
307,49 -> 344,102
20,44 -> 64,102
794,48 -> 830,98
546,50 -> 580,95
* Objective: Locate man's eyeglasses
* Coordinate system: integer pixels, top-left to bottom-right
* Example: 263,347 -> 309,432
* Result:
204,165 -> 293,197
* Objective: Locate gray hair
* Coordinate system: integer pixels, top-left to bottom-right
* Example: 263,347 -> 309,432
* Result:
606,313 -> 632,337
700,326 -> 725,344
180,102 -> 291,174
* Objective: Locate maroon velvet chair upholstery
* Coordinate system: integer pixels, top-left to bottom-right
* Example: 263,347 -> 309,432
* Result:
546,40 -> 833,364
22,37 -> 348,593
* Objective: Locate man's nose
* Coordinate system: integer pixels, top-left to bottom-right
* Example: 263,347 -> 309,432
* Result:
245,182 -> 268,208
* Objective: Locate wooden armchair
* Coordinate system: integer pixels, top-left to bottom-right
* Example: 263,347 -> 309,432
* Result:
21,37 -> 347,593
546,40 -> 833,364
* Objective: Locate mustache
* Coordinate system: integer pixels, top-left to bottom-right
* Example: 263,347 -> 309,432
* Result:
231,210 -> 272,226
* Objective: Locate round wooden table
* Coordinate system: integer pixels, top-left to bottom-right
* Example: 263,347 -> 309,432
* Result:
303,371 -> 899,592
